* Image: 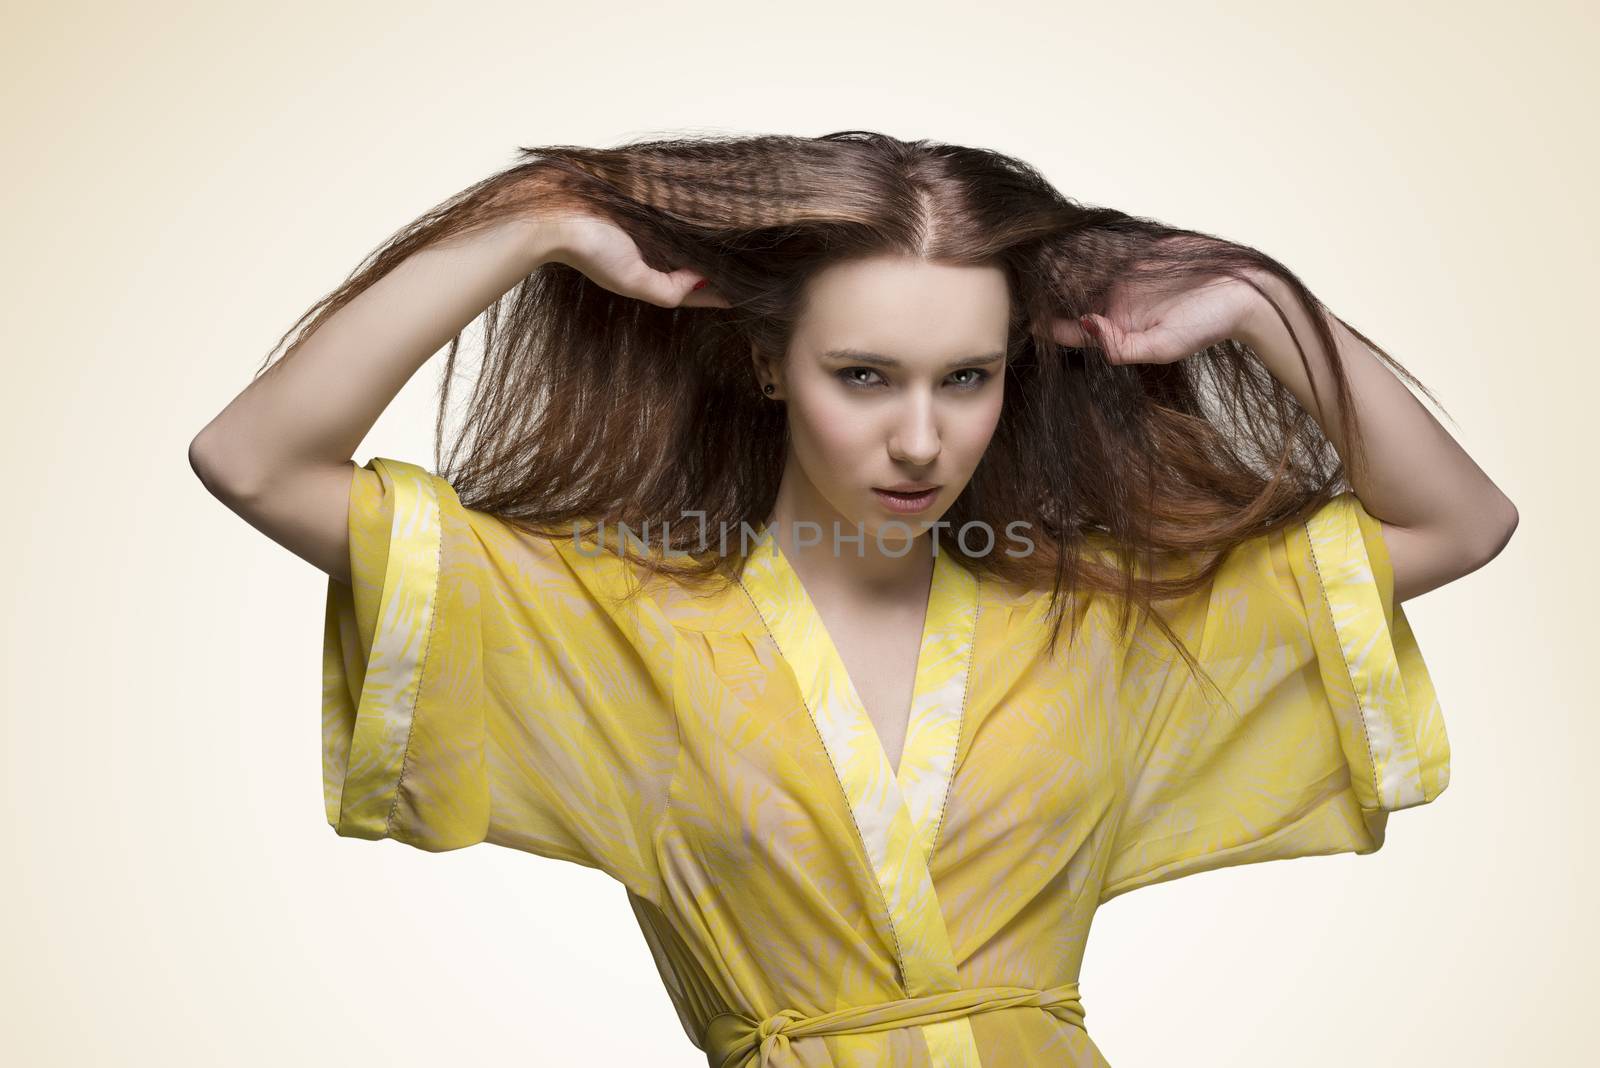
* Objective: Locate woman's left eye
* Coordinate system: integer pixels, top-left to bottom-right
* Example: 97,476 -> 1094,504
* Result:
949,369 -> 989,388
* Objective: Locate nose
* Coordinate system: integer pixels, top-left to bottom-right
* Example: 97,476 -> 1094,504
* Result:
887,394 -> 941,467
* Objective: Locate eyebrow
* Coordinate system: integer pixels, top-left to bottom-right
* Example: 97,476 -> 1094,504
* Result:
820,348 -> 1006,370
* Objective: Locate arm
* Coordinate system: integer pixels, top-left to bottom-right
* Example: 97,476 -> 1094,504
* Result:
188,217 -> 565,583
1234,274 -> 1518,603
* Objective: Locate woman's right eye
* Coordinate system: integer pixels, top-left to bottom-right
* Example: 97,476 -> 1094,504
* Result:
837,367 -> 886,389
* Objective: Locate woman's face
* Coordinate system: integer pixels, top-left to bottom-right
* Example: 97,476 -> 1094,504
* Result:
758,253 -> 1010,544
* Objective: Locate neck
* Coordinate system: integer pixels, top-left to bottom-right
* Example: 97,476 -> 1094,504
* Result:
763,462 -> 937,601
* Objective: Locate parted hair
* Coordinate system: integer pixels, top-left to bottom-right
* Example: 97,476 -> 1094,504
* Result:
255,129 -> 1446,684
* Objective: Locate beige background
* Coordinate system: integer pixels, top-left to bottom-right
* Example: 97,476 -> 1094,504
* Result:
3,0 -> 1589,1064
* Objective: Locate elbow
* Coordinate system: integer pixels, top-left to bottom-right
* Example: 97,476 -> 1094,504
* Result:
188,426 -> 259,502
1472,495 -> 1519,567
187,430 -> 212,483
188,429 -> 221,493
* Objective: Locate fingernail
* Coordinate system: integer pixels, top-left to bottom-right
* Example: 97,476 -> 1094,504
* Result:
691,278 -> 708,291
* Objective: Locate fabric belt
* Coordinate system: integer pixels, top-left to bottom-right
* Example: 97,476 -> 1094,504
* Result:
702,980 -> 1085,1068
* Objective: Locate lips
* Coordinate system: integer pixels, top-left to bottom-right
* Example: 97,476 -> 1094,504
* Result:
872,485 -> 942,514
875,483 -> 941,493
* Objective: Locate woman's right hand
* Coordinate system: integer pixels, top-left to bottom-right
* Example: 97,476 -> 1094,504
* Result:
537,213 -> 732,310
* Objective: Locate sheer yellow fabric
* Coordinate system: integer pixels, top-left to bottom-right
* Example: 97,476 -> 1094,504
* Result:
322,457 -> 1450,1067
1101,492 -> 1450,901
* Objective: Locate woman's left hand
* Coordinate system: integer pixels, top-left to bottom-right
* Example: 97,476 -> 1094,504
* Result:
1050,268 -> 1264,366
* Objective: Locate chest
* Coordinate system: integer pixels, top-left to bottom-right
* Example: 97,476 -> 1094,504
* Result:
819,602 -> 927,775
661,600 -> 1124,946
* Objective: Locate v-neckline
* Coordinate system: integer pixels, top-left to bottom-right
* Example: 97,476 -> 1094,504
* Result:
752,530 -> 934,780
781,542 -> 932,780
735,524 -> 980,1000
736,525 -> 979,860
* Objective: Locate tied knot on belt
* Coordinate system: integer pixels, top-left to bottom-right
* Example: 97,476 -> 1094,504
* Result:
702,981 -> 1085,1068
752,1008 -> 806,1060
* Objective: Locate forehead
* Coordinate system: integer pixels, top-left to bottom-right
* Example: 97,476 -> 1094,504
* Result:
795,255 -> 1011,352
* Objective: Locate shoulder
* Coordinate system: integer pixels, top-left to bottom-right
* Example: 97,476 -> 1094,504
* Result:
360,457 -> 688,613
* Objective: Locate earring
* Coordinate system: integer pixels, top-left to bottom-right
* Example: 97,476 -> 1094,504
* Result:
763,383 -> 776,396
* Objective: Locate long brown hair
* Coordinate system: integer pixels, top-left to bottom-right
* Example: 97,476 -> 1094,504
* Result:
255,129 -> 1449,696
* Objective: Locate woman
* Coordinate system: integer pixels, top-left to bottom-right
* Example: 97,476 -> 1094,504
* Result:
190,130 -> 1515,1067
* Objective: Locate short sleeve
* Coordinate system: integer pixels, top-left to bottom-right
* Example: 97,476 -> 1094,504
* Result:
321,457 -> 680,900
1099,492 -> 1450,905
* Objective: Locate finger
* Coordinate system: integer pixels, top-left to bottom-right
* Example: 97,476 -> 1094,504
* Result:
1120,329 -> 1155,365
646,266 -> 700,308
1083,314 -> 1140,365
1050,316 -> 1093,348
1124,323 -> 1187,365
1102,324 -> 1171,366
676,272 -> 732,309
623,261 -> 683,308
1077,313 -> 1117,361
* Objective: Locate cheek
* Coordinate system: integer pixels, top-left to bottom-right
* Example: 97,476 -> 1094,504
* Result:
788,394 -> 876,471
949,395 -> 1004,464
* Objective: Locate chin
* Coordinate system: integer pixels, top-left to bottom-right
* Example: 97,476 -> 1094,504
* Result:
863,505 -> 945,536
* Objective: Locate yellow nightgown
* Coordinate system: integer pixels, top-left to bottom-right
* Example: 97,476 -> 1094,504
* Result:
322,456 -> 1450,1067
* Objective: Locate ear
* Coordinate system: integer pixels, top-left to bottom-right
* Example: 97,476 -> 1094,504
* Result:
750,344 -> 781,395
